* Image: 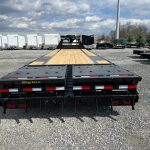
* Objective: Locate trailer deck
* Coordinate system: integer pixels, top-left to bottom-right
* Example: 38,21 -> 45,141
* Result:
29,49 -> 110,65
0,39 -> 142,113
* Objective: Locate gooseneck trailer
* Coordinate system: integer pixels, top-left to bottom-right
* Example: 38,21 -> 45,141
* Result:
133,49 -> 150,55
141,52 -> 150,59
133,49 -> 150,59
0,37 -> 142,113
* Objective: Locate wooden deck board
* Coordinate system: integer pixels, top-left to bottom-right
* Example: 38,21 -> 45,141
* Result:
29,49 -> 110,66
46,49 -> 94,65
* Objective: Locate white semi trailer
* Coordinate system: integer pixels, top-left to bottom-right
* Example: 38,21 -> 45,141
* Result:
0,35 -> 8,49
26,34 -> 38,49
0,35 -> 2,49
37,35 -> 43,49
18,35 -> 26,49
26,34 -> 43,49
43,34 -> 60,49
7,34 -> 19,49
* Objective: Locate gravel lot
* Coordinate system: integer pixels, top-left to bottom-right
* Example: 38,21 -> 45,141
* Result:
0,49 -> 149,150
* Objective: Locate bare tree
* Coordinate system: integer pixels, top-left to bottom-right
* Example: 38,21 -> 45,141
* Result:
110,22 -> 149,43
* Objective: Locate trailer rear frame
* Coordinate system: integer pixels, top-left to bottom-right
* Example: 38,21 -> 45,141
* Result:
0,38 -> 142,113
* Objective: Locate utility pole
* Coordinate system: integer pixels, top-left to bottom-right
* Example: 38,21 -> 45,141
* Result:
116,0 -> 120,40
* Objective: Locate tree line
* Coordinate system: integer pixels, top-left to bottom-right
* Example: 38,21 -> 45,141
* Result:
97,23 -> 150,44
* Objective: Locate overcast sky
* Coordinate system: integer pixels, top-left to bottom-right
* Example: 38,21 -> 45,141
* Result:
0,0 -> 150,35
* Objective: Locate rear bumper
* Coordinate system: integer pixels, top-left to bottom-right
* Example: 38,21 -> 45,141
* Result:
0,93 -> 139,113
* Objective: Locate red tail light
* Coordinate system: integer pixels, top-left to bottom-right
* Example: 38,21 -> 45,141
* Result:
123,101 -> 131,105
18,102 -> 26,109
6,103 -> 16,109
112,101 -> 131,106
112,101 -> 119,105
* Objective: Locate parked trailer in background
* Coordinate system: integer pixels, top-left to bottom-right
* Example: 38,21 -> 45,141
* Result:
18,35 -> 26,49
0,35 -> 2,49
1,35 -> 8,49
0,35 -> 8,49
37,35 -> 43,49
43,34 -> 60,49
26,34 -> 39,49
133,49 -> 150,55
141,52 -> 150,59
81,35 -> 94,46
7,34 -> 19,50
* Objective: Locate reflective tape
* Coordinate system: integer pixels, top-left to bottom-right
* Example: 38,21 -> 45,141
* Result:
9,89 -> 19,92
56,87 -> 65,91
0,88 -> 18,93
73,86 -> 90,90
119,85 -> 137,89
119,85 -> 128,89
95,85 -> 113,90
32,88 -> 42,92
73,86 -> 82,90
95,86 -> 104,90
46,86 -> 65,91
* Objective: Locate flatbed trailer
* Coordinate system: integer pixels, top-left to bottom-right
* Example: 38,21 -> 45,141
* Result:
0,39 -> 142,113
133,49 -> 150,55
140,52 -> 150,59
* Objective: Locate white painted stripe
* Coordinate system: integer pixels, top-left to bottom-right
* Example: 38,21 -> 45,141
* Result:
56,87 -> 65,91
18,78 -> 28,80
81,76 -> 90,78
119,85 -> 128,89
9,89 -> 19,92
73,86 -> 82,90
110,75 -> 120,77
95,86 -> 104,90
32,88 -> 42,92
48,77 -> 57,79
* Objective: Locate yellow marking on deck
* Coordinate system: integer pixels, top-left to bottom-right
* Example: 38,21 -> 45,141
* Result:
82,49 -> 96,56
97,60 -> 110,64
30,61 -> 44,65
46,49 -> 94,65
44,49 -> 60,57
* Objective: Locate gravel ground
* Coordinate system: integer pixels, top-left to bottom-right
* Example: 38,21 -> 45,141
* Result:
0,49 -> 149,150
